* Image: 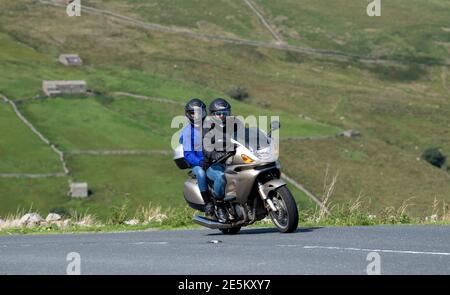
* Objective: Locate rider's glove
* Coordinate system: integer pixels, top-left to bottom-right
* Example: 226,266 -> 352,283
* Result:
200,160 -> 209,171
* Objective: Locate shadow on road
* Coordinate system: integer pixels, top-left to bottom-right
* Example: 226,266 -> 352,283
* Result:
207,227 -> 323,236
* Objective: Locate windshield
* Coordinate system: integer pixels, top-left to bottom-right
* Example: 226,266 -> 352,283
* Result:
236,127 -> 271,151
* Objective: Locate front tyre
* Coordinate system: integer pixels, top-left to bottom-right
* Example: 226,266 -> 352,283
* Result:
269,186 -> 299,233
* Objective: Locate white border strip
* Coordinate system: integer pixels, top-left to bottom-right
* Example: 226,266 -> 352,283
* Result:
302,245 -> 450,256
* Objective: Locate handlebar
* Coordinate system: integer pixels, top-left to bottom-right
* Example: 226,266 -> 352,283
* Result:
213,150 -> 236,164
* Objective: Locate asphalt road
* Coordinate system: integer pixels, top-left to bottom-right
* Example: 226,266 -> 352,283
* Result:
1,225 -> 450,275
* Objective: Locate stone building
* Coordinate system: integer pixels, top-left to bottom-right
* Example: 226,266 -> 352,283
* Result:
42,80 -> 87,96
69,182 -> 89,198
59,54 -> 83,66
341,130 -> 361,138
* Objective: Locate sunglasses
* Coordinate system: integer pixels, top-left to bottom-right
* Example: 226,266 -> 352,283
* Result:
212,111 -> 231,117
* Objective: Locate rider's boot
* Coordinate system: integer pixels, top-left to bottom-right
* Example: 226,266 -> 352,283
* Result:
201,191 -> 214,216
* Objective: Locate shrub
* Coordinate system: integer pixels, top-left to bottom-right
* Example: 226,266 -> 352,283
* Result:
95,94 -> 115,106
422,147 -> 446,168
160,207 -> 194,228
109,199 -> 130,224
227,86 -> 249,101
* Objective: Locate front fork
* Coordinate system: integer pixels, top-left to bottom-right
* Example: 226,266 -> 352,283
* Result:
257,181 -> 278,212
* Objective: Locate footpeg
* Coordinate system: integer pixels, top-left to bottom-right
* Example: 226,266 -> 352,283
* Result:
224,195 -> 237,202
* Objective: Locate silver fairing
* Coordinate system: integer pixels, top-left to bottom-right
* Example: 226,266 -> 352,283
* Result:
223,141 -> 281,204
184,179 -> 204,206
224,163 -> 281,204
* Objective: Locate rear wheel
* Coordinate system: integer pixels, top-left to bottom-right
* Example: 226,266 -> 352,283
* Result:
269,186 -> 299,233
220,227 -> 241,235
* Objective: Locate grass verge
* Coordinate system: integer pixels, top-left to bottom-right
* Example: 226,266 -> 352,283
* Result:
1,199 -> 449,236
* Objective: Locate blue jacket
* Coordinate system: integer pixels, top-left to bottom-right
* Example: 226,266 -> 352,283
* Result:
180,125 -> 204,167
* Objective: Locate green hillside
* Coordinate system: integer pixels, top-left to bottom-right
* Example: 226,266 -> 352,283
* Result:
20,98 -> 169,151
86,0 -> 274,40
255,0 -> 450,62
0,0 -> 449,219
0,102 -> 62,173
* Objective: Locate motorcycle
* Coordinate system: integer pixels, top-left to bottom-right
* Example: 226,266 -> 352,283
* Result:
173,121 -> 299,234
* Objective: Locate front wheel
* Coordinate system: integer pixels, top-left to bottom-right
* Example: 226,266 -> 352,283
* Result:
269,186 -> 299,233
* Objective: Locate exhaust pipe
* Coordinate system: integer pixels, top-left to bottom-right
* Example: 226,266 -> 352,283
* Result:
193,215 -> 234,229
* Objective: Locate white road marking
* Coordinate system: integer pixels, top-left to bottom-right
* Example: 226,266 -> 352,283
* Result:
302,245 -> 450,256
129,241 -> 168,245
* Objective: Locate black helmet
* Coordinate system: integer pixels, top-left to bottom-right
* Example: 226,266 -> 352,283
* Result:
209,98 -> 231,121
185,98 -> 207,124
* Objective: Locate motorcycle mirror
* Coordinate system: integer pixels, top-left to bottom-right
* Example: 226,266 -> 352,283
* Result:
270,121 -> 281,131
269,121 -> 280,138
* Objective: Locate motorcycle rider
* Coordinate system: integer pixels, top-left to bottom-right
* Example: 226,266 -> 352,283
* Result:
203,98 -> 235,222
179,99 -> 214,215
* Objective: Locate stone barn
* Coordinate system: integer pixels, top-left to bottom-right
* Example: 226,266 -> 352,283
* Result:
59,54 -> 83,66
69,182 -> 89,198
42,80 -> 87,96
341,130 -> 361,138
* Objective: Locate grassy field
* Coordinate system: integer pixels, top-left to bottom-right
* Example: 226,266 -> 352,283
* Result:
85,0 -> 274,41
255,0 -> 450,62
0,0 -> 449,221
20,97 -> 169,150
0,102 -> 62,173
281,137 -> 450,216
64,154 -> 187,218
0,177 -> 68,216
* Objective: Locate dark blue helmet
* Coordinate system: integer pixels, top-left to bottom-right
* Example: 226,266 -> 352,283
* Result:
209,98 -> 231,121
185,98 -> 207,124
